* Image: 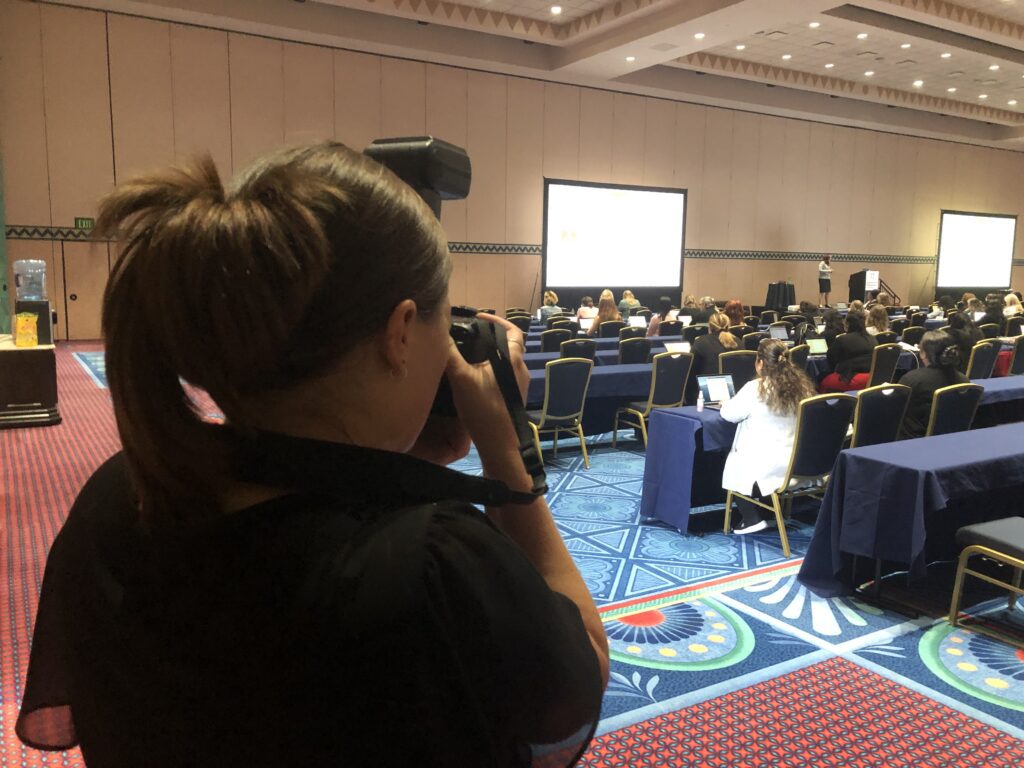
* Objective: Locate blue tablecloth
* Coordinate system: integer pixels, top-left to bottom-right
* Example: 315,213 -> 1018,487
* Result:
805,351 -> 919,380
978,375 -> 1024,404
524,347 -> 669,370
639,407 -> 738,531
527,363 -> 653,434
524,334 -> 678,352
798,422 -> 1024,596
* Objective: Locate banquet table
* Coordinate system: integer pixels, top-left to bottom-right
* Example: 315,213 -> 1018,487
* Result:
525,334 -> 678,353
639,407 -> 737,531
797,422 -> 1024,596
526,363 -> 653,434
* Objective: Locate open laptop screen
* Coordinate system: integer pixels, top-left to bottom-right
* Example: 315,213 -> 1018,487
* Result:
806,337 -> 828,355
628,316 -> 647,327
579,318 -> 593,331
769,325 -> 790,340
697,374 -> 736,404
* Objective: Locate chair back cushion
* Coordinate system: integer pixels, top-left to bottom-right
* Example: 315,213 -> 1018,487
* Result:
743,331 -> 768,351
509,316 -> 531,333
788,344 -> 809,371
560,338 -> 596,360
543,359 -> 593,420
619,326 -> 646,340
851,384 -> 911,448
874,331 -> 898,344
901,326 -> 925,346
658,320 -> 683,337
978,323 -> 1001,339
718,351 -> 757,391
788,394 -> 857,480
1011,336 -> 1024,376
541,328 -> 572,352
650,352 -> 693,407
683,325 -> 710,344
618,337 -> 652,364
966,340 -> 1000,379
927,383 -> 983,436
599,320 -> 626,337
1006,316 -> 1023,336
867,343 -> 902,387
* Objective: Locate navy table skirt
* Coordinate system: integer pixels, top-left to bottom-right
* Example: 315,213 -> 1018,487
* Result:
798,422 -> 1024,596
526,363 -> 653,435
639,407 -> 737,531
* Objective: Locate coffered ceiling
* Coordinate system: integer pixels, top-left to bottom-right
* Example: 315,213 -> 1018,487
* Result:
40,0 -> 1024,148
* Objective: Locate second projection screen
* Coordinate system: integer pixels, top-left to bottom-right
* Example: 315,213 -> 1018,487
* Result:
544,181 -> 686,287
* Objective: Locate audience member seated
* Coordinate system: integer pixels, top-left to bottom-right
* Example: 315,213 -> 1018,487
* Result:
720,339 -> 818,534
849,300 -> 865,313
819,310 -> 877,392
587,293 -> 623,337
864,290 -> 881,308
693,296 -> 718,324
927,295 -> 956,319
723,299 -> 746,328
966,297 -> 985,316
685,311 -> 738,403
539,289 -> 561,321
946,312 -> 983,373
646,296 -> 675,337
820,309 -> 845,349
14,143 -> 607,766
618,290 -> 641,318
798,300 -> 818,325
898,331 -> 968,438
961,292 -> 976,306
677,294 -> 699,320
866,305 -> 889,336
979,298 -> 1004,328
576,296 -> 598,321
1003,292 -> 1023,318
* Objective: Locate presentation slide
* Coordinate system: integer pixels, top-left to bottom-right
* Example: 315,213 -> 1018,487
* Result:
937,212 -> 1016,288
544,181 -> 686,287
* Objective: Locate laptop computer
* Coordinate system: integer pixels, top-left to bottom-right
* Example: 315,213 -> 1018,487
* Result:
835,303 -> 848,310
663,341 -> 691,354
680,315 -> 693,326
579,318 -> 593,332
815,324 -> 825,333
697,374 -> 736,408
973,311 -> 986,322
806,337 -> 828,355
628,316 -> 647,328
769,325 -> 790,341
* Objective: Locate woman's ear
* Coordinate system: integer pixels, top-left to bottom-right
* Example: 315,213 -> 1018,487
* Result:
382,299 -> 418,375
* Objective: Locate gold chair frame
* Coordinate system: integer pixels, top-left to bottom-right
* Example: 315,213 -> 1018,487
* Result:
948,545 -> 1024,649
849,383 -> 910,448
612,352 -> 693,448
527,358 -> 593,469
924,382 -> 983,437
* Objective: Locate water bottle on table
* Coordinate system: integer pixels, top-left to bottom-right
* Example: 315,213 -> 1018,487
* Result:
13,260 -> 47,301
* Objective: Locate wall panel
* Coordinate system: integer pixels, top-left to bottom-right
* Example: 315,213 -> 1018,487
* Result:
40,4 -> 115,225
754,116 -> 785,250
0,0 -> 51,225
727,112 -> 760,250
643,98 -> 675,188
610,93 -> 645,185
381,58 -> 425,137
283,42 -> 334,146
802,123 -> 832,253
869,132 -> 899,255
465,72 -> 507,244
700,109 -> 733,248
579,89 -> 613,183
826,127 -> 856,250
506,78 -> 544,244
542,83 -> 579,181
780,120 -> 809,252
674,103 -> 706,249
425,65 -> 468,242
504,253 -> 541,312
334,50 -> 381,152
229,34 -> 284,171
170,24 -> 232,178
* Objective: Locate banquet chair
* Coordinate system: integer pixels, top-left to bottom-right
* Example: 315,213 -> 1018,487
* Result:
925,383 -> 983,437
743,332 -> 768,351
729,325 -> 754,338
966,340 -> 1001,379
540,328 -> 571,352
1006,316 -> 1023,337
550,319 -> 576,332
874,331 -> 898,345
1009,336 -> 1024,376
527,358 -> 594,469
508,316 -> 531,333
658,320 -> 684,337
867,343 -> 902,387
505,307 -> 527,316
634,308 -> 652,320
618,337 -> 652,365
718,350 -> 758,391
619,326 -> 646,341
744,315 -> 759,326
782,315 -> 805,325
479,308 -> 496,315
769,320 -> 793,336
560,338 -> 596,361
724,393 -> 857,558
977,323 -> 1001,340
612,352 -> 694,448
788,344 -> 809,371
760,310 -> 779,325
546,314 -> 571,329
850,384 -> 911,448
683,325 -> 709,344
901,326 -> 926,347
890,318 -> 909,335
909,312 -> 928,327
599,320 -> 627,338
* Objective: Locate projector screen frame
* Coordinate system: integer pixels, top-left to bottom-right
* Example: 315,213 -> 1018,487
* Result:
935,209 -> 1017,298
541,177 -> 688,310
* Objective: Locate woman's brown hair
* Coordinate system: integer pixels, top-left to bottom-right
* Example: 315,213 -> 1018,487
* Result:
722,299 -> 744,327
95,142 -> 450,525
589,296 -> 621,335
708,312 -> 738,349
867,304 -> 889,332
756,339 -> 816,416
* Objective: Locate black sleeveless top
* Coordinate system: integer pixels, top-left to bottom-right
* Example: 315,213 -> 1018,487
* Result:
17,432 -> 601,767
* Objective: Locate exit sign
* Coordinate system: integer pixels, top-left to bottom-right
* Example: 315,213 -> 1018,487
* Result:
75,217 -> 94,230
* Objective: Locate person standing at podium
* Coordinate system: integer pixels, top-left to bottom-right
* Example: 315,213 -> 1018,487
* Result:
817,254 -> 833,307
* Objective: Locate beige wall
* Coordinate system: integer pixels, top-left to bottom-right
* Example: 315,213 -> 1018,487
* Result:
3,0 -> 1024,337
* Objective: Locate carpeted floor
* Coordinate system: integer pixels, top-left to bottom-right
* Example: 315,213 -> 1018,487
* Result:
1,346 -> 1021,767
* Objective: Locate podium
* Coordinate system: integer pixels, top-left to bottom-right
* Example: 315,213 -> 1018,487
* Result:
848,270 -> 880,303
764,282 -> 795,311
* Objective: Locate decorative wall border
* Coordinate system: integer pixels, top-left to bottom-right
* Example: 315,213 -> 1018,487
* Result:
8,228 -> 1022,267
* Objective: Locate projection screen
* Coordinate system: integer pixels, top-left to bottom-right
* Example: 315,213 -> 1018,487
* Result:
936,211 -> 1016,289
543,179 -> 686,288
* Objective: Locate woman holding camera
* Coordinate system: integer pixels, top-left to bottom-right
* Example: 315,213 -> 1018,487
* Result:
17,143 -> 608,767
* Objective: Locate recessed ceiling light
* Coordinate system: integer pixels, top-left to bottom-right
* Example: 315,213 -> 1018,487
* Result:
979,93 -> 988,99
913,80 -> 924,87
694,32 -> 705,40
941,52 -> 952,59
1010,99 -> 1019,105
857,33 -> 868,40
901,43 -> 912,49
809,22 -> 821,29
550,5 -> 562,14
825,63 -> 835,69
947,87 -> 957,92
782,54 -> 792,60
864,70 -> 875,77
735,44 -> 746,50
625,56 -> 636,62
989,64 -> 1000,71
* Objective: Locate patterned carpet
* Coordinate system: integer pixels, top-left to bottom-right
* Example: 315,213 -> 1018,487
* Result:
0,347 -> 1020,767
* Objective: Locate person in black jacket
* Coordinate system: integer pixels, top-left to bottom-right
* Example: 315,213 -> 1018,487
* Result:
946,312 -> 983,374
978,298 -> 1004,330
899,331 -> 969,438
820,309 -> 845,349
685,311 -> 739,403
691,296 -> 718,324
819,310 -> 877,392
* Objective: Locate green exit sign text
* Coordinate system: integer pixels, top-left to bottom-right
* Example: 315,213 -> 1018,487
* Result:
75,217 -> 94,230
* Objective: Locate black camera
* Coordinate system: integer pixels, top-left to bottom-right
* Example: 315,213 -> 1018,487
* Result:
364,137 -> 546,501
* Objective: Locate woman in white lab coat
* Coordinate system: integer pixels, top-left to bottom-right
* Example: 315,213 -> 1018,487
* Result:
719,338 -> 817,533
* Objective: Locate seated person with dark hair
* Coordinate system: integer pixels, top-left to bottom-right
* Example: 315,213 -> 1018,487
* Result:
979,298 -> 1004,328
927,294 -> 956,319
692,296 -> 718,324
685,312 -> 739,403
819,310 -> 877,392
899,331 -> 968,438
820,309 -> 845,349
946,312 -> 983,373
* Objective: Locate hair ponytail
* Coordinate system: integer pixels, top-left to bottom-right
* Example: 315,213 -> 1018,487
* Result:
709,312 -> 738,349
756,339 -> 816,415
919,330 -> 960,375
